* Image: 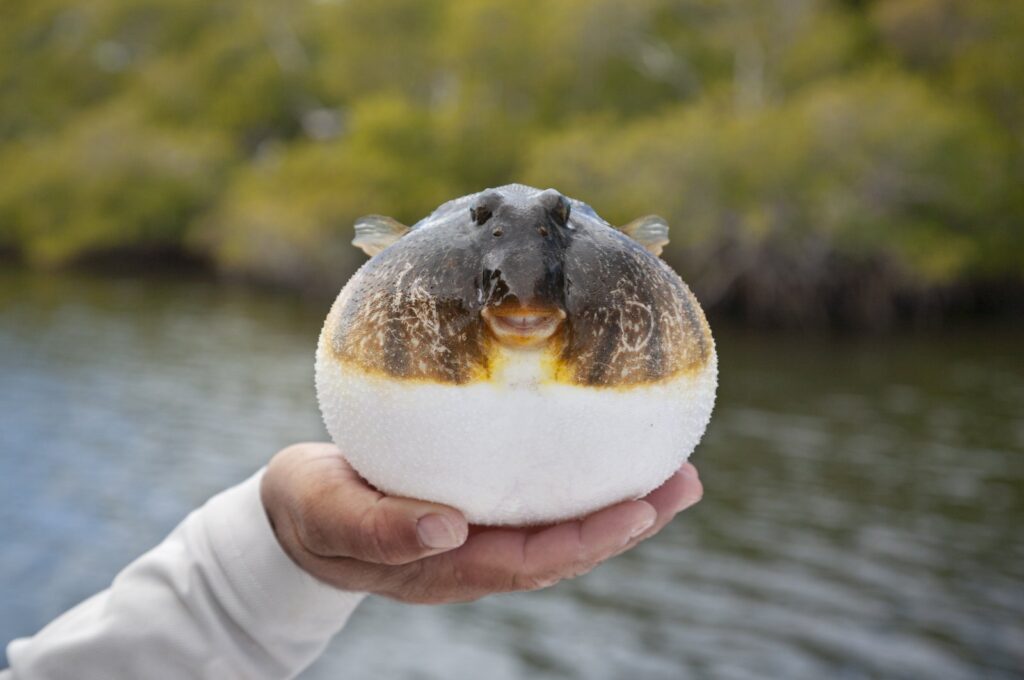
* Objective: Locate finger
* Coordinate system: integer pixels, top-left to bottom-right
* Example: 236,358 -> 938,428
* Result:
311,467 -> 697,602
644,464 -> 703,523
428,500 -> 657,595
527,499 -> 657,577
614,463 -> 703,555
303,528 -> 528,603
504,500 -> 656,589
292,465 -> 469,566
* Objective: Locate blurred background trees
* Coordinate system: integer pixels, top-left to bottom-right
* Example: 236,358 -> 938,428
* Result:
1,0 -> 1021,326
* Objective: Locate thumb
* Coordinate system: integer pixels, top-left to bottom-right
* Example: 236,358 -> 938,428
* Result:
291,472 -> 469,566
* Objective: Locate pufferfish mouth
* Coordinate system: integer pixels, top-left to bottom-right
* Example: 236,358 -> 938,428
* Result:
481,306 -> 567,348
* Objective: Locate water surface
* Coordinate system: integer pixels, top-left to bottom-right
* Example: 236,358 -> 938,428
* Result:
0,269 -> 1021,678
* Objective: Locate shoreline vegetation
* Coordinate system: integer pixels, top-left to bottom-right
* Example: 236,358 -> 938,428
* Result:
2,0 -> 1022,329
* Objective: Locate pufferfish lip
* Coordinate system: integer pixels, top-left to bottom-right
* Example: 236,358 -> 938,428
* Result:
481,305 -> 566,348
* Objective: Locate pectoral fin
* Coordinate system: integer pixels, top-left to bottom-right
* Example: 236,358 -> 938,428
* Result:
618,215 -> 669,256
353,215 -> 410,257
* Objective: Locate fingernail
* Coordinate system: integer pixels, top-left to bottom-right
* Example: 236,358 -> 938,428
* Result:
628,516 -> 655,540
417,514 -> 463,549
681,493 -> 703,511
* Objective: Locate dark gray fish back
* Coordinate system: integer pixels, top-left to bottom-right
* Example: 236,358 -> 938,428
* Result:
325,185 -> 713,387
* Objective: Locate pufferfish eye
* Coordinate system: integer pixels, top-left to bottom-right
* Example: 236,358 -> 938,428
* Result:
470,205 -> 491,226
470,191 -> 503,226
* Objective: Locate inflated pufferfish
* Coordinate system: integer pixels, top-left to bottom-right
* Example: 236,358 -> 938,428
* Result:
316,184 -> 717,526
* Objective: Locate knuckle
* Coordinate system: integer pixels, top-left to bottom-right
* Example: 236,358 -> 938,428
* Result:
513,569 -> 560,592
466,565 -> 507,593
393,560 -> 431,597
358,507 -> 388,562
449,558 -> 478,594
510,566 -> 553,592
567,564 -> 594,580
359,506 -> 412,565
382,561 -> 451,604
434,556 -> 489,601
509,572 -> 538,592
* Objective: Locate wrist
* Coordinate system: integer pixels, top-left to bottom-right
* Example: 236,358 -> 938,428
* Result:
259,466 -> 305,573
207,469 -> 366,639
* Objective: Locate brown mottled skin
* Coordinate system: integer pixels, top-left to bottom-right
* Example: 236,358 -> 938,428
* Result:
326,184 -> 712,387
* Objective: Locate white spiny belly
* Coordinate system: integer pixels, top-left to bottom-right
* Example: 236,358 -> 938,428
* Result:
315,345 -> 717,525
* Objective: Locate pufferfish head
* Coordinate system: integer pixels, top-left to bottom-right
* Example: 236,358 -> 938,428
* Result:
322,183 -> 713,388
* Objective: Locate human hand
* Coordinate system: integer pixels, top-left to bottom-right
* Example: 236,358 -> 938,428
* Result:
260,442 -> 703,604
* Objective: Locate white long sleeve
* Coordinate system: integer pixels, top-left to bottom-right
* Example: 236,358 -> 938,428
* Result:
2,470 -> 365,680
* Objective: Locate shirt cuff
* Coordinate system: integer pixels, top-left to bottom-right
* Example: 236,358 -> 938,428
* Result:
201,469 -> 366,644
